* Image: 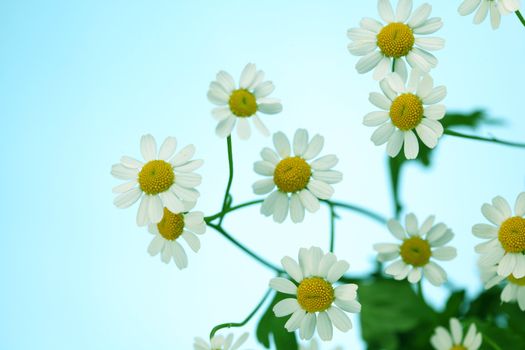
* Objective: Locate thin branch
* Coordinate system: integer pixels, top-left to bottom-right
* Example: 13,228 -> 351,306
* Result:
205,200 -> 263,223
444,129 -> 525,148
328,203 -> 337,253
516,10 -> 525,27
218,136 -> 234,226
209,288 -> 273,340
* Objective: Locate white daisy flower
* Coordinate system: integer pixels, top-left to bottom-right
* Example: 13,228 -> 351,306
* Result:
430,318 -> 482,350
363,69 -> 446,159
207,63 -> 283,140
347,0 -> 444,81
458,0 -> 521,30
481,264 -> 525,311
253,129 -> 342,223
147,207 -> 205,269
473,193 -> 525,278
111,134 -> 203,226
374,213 -> 457,285
193,332 -> 249,350
269,247 -> 361,341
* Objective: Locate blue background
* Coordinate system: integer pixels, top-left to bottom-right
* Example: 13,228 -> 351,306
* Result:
1,1 -> 524,349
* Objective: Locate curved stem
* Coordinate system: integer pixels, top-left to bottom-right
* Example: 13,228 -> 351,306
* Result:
328,203 -> 337,253
205,200 -> 263,223
516,10 -> 525,27
218,136 -> 234,226
483,334 -> 503,350
325,200 -> 388,224
207,222 -> 284,274
444,129 -> 525,148
209,288 -> 273,339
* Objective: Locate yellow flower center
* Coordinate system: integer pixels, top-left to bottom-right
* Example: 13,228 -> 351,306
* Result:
508,274 -> 525,286
297,277 -> 335,313
157,208 -> 184,241
450,346 -> 467,350
273,156 -> 312,193
400,236 -> 431,267
389,93 -> 424,131
138,160 -> 175,195
376,22 -> 415,58
498,216 -> 525,253
228,89 -> 257,117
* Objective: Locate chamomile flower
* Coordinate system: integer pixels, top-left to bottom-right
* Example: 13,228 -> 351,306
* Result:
253,129 -> 342,223
363,69 -> 446,159
374,213 -> 457,285
269,247 -> 361,341
473,193 -> 525,278
430,318 -> 482,350
111,134 -> 203,226
193,332 -> 249,350
147,207 -> 205,269
481,264 -> 525,311
207,63 -> 282,140
458,0 -> 521,30
347,0 -> 444,80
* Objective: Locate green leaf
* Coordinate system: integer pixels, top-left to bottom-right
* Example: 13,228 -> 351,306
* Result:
387,110 -> 493,217
440,290 -> 466,321
256,292 -> 298,350
359,277 -> 437,350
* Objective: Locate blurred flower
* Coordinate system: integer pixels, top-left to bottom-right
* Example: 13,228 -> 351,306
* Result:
347,0 -> 444,80
363,69 -> 446,159
207,63 -> 282,140
147,207 -> 205,269
458,0 -> 521,30
374,213 -> 457,285
269,247 -> 361,341
473,193 -> 525,278
194,332 -> 249,350
430,318 -> 482,350
111,134 -> 203,225
253,129 -> 342,223
481,264 -> 525,311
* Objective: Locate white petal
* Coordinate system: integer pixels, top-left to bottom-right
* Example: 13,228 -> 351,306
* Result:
290,193 -> 305,223
394,58 -> 408,83
236,118 -> 251,140
120,156 -> 143,169
299,313 -> 317,340
136,195 -> 150,226
373,56 -> 392,81
374,243 -> 400,254
273,191 -> 290,223
216,70 -> 235,92
112,180 -> 138,194
307,179 -> 334,200
423,262 -> 447,286
481,203 -> 506,225
293,129 -> 309,157
171,144 -> 196,167
364,110 -> 390,127
515,192 -> 525,216
171,184 -> 200,202
407,268 -> 422,283
327,306 -> 352,332
215,115 -> 236,138
369,92 -> 392,110
403,130 -> 419,159
282,256 -> 304,283
311,155 -> 338,170
378,0 -> 395,22
159,191 -> 184,213
513,255 -> 525,279
252,115 -> 270,137
497,253 -> 517,277
387,73 -> 406,94
261,190 -> 281,216
257,98 -> 283,114
424,104 -> 446,120
432,246 -> 457,261
318,253 -> 337,279
396,0 -> 413,22
303,135 -> 324,160
254,81 -> 275,98
285,309 -> 306,332
371,123 -> 395,146
261,147 -> 280,164
347,40 -> 377,56
458,0 -> 482,16
172,241 -> 188,269
334,299 -> 361,313
408,3 -> 432,27
182,231 -> 200,253
387,219 -> 407,240
312,170 -> 343,184
113,188 -> 142,208
413,17 -> 443,35
148,195 -> 164,224
422,86 -> 447,105
254,160 -> 276,176
297,190 -> 319,213
317,312 -> 333,341
472,223 -> 498,238
416,123 -> 439,149
334,284 -> 358,301
492,196 -> 512,218
474,0 -> 490,24
140,134 -> 157,161
270,277 -> 298,295
147,235 -> 165,256
239,63 -> 256,88
158,137 -> 177,161
327,260 -> 350,283
356,51 -> 383,74
415,37 -> 445,51
253,178 -> 276,195
360,17 -> 383,32
273,131 -> 291,158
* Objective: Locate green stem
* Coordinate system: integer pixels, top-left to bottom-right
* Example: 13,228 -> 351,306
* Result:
444,129 -> 525,148
483,333 -> 503,350
324,200 -> 388,224
207,222 -> 284,274
205,200 -> 263,223
218,136 -> 234,226
328,204 -> 337,253
209,288 -> 273,340
516,10 -> 525,27
417,280 -> 426,305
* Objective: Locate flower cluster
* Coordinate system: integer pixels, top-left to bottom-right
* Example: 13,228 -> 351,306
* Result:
109,0 -> 525,349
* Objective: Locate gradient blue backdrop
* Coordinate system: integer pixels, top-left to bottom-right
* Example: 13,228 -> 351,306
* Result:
1,1 -> 524,349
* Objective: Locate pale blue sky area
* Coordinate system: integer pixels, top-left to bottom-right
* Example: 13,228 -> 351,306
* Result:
1,1 -> 524,349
